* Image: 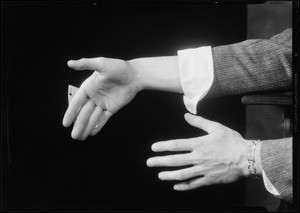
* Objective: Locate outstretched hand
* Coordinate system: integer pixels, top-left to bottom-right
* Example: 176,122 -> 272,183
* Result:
147,113 -> 253,191
63,57 -> 140,140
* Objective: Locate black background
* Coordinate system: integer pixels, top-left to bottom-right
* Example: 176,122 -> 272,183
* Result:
2,1 -> 249,211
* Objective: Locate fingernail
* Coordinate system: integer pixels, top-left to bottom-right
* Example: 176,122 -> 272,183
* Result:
158,173 -> 164,180
67,60 -> 74,67
184,114 -> 189,120
174,185 -> 179,190
146,159 -> 153,167
71,131 -> 78,140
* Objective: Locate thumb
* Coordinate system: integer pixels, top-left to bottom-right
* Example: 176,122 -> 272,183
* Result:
67,58 -> 101,71
184,113 -> 218,134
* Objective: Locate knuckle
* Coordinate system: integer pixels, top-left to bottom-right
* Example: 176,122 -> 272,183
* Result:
190,168 -> 198,177
96,57 -> 106,68
176,173 -> 185,180
231,130 -> 242,137
189,152 -> 200,165
189,139 -> 198,149
165,156 -> 173,166
206,177 -> 215,186
152,158 -> 160,166
185,180 -> 193,188
213,122 -> 223,130
218,129 -> 226,136
79,57 -> 87,62
170,141 -> 180,150
96,57 -> 104,63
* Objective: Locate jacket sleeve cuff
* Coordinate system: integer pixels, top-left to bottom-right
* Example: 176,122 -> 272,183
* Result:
261,138 -> 293,202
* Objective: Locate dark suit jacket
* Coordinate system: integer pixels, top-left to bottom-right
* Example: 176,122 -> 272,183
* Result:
209,28 -> 293,202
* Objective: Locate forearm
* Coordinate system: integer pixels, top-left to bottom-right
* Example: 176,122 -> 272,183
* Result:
128,46 -> 213,115
128,56 -> 183,93
129,29 -> 292,103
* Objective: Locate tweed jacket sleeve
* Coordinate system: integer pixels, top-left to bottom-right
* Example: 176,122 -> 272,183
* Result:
261,138 -> 293,202
208,28 -> 292,98
207,29 -> 293,202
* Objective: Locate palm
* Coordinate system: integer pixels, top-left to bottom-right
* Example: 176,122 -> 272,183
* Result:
83,65 -> 136,114
63,57 -> 138,140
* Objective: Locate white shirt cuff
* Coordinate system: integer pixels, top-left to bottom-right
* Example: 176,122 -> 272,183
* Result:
262,170 -> 280,197
177,46 -> 214,114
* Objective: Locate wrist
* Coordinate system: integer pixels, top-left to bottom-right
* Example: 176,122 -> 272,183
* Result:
128,58 -> 147,92
128,56 -> 183,93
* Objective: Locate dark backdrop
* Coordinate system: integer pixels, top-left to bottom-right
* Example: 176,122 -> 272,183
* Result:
2,1 -> 248,211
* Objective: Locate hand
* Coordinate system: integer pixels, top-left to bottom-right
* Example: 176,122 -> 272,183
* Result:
63,57 -> 140,140
147,113 -> 251,191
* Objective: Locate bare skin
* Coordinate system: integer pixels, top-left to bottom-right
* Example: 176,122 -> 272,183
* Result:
62,56 -> 262,191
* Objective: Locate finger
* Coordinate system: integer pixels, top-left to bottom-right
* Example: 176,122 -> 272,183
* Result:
71,99 -> 95,140
67,58 -> 102,71
174,176 -> 209,191
151,138 -> 196,152
184,113 -> 220,134
158,166 -> 203,181
80,106 -> 104,141
90,110 -> 113,136
63,87 -> 88,127
147,153 -> 193,167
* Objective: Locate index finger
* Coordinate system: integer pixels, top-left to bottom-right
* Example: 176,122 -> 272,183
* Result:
63,86 -> 88,127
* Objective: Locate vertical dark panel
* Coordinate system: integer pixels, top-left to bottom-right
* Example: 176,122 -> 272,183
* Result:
245,1 -> 292,211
